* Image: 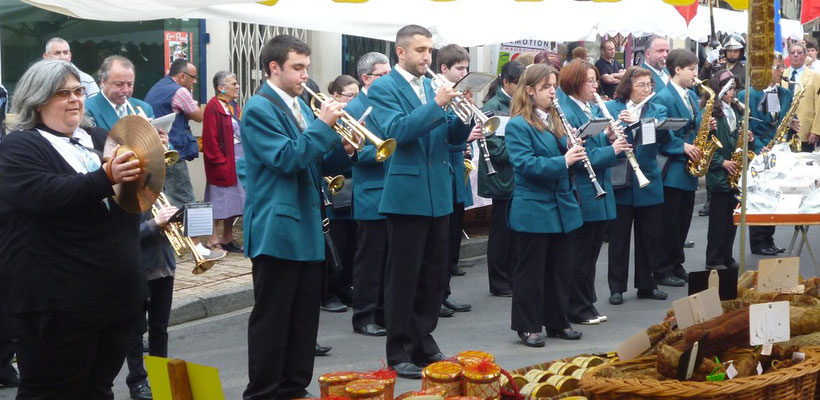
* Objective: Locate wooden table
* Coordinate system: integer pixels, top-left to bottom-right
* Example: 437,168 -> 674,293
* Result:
734,213 -> 820,275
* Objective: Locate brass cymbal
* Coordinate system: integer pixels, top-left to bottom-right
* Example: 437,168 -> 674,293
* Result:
103,115 -> 166,213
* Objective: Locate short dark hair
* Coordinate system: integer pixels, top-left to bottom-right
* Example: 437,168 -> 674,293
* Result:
666,49 -> 698,78
328,75 -> 358,94
600,39 -> 614,51
260,34 -> 311,76
807,40 -> 818,51
437,44 -> 469,72
613,67 -> 653,101
396,25 -> 432,48
169,59 -> 191,76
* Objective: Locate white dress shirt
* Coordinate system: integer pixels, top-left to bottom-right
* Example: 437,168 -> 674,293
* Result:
395,64 -> 427,104
267,80 -> 306,130
569,95 -> 593,117
671,80 -> 694,116
38,127 -> 99,173
646,63 -> 670,85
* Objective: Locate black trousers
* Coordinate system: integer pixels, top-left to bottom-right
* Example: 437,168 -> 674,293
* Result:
511,231 -> 572,333
656,187 -> 695,279
352,219 -> 387,329
608,204 -> 662,293
567,221 -> 605,322
244,256 -> 321,400
749,226 -> 776,252
384,214 -> 448,366
801,141 -> 816,153
326,219 -> 357,301
11,309 -> 138,399
706,191 -> 739,266
125,276 -> 174,388
445,203 -> 465,299
487,198 -> 517,294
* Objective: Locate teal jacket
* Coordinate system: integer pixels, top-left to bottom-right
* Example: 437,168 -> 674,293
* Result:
369,69 -> 471,217
478,91 -> 514,199
737,87 -> 793,152
449,141 -> 474,207
706,107 -> 741,193
653,81 -> 701,191
641,63 -> 670,92
345,91 -> 386,221
557,96 -> 617,222
506,115 -> 582,234
85,94 -> 155,130
240,83 -> 352,262
604,100 -> 675,207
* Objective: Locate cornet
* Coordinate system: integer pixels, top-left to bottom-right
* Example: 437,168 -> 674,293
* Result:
125,102 -> 180,167
152,193 -> 223,274
301,83 -> 396,162
324,175 -> 345,195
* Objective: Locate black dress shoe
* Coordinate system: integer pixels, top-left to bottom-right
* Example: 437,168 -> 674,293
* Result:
725,258 -> 740,269
684,240 -> 695,248
439,305 -> 455,317
315,343 -> 332,356
422,352 -> 446,365
609,292 -> 623,305
0,371 -> 20,387
637,288 -> 668,300
392,362 -> 422,379
752,247 -> 778,256
657,276 -> 686,287
129,382 -> 153,400
450,266 -> 466,276
773,245 -> 786,254
674,269 -> 689,282
320,298 -> 348,313
491,290 -> 513,297
698,207 -> 709,217
355,323 -> 387,337
547,328 -> 582,340
517,331 -> 545,347
443,298 -> 471,312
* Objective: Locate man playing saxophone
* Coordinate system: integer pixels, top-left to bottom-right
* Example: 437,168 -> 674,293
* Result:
781,43 -> 820,153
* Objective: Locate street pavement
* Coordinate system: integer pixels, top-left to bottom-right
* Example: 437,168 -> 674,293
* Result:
1,206 -> 818,399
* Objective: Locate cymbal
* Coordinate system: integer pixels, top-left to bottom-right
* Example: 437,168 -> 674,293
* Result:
103,115 -> 166,213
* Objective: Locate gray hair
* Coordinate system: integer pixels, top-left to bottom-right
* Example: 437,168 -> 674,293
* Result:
646,35 -> 667,51
357,52 -> 389,80
790,42 -> 807,53
44,37 -> 69,54
212,70 -> 236,92
7,59 -> 93,132
98,55 -> 135,82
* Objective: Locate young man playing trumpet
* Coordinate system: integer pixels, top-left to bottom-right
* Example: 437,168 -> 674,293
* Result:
369,25 -> 471,379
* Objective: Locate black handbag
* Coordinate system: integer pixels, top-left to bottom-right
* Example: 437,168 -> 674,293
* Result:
611,158 -> 632,189
330,177 -> 353,212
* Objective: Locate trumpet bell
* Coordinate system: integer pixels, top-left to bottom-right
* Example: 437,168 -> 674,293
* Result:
164,149 -> 180,166
193,259 -> 217,275
481,116 -> 501,137
324,175 -> 345,195
376,138 -> 397,162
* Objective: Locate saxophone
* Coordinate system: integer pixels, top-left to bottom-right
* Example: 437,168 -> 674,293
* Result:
728,100 -> 754,190
686,77 -> 723,177
768,81 -> 805,153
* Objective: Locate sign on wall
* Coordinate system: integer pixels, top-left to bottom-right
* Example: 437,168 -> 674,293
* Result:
164,31 -> 193,74
497,39 -> 554,73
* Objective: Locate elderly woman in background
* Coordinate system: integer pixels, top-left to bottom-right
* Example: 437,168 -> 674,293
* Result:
202,70 -> 245,253
0,59 -> 145,397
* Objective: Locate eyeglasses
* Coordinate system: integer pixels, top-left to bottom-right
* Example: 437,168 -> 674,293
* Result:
182,72 -> 198,79
772,65 -> 785,70
54,86 -> 86,99
366,72 -> 388,78
586,79 -> 598,85
632,82 -> 653,89
339,92 -> 358,99
790,50 -> 805,55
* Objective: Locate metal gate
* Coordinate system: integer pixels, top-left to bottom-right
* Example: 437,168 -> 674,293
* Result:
229,22 -> 307,109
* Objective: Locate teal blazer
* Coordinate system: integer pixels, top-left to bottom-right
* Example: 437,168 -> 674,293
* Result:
240,83 -> 352,262
604,100 -> 672,207
557,97 -> 617,222
345,91 -> 386,221
449,142 -> 474,207
641,63 -> 670,92
737,87 -> 793,152
369,69 -> 471,217
505,115 -> 582,234
706,108 -> 741,193
653,81 -> 701,191
85,94 -> 155,130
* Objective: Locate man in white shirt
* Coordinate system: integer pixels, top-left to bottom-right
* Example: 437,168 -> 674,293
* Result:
782,42 -> 820,152
85,56 -> 156,131
43,37 -> 100,99
641,36 -> 670,90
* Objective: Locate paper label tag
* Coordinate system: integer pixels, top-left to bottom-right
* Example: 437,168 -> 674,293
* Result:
793,352 -> 806,362
641,119 -> 656,145
756,362 -> 763,375
616,330 -> 651,361
761,343 -> 773,356
726,363 -> 738,379
749,301 -> 791,346
673,287 -> 723,330
757,258 -> 800,293
766,92 -> 780,113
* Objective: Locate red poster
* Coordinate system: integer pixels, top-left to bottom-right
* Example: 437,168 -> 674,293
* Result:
164,31 -> 193,75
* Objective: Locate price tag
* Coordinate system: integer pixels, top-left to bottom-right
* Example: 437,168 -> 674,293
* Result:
749,301 -> 790,346
726,363 -> 738,379
641,119 -> 656,145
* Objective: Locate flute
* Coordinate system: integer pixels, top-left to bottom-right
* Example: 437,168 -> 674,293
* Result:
553,102 -> 607,199
593,93 -> 650,188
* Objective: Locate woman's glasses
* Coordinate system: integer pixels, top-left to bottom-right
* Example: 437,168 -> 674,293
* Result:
54,86 -> 86,100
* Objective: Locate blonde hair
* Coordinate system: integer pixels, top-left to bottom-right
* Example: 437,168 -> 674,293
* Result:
510,64 -> 565,138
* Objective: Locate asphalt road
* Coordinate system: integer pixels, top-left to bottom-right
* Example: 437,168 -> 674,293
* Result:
2,211 -> 818,399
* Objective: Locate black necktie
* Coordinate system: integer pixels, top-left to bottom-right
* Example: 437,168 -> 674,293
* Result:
789,70 -> 798,92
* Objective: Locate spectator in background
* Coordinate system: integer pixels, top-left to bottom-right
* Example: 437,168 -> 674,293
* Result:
329,75 -> 360,104
202,71 -> 245,253
572,46 -> 589,63
806,40 -> 820,70
595,39 -> 625,99
42,37 -> 100,98
534,50 -> 561,71
515,53 -> 535,67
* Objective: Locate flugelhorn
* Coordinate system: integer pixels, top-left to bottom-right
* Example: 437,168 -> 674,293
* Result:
152,192 -> 223,274
324,175 -> 345,195
301,83 -> 396,162
593,93 -> 650,188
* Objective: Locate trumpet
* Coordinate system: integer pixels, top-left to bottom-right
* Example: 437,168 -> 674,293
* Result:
301,83 -> 396,162
151,193 -> 223,274
324,175 -> 345,195
126,102 -> 180,167
593,93 -> 651,188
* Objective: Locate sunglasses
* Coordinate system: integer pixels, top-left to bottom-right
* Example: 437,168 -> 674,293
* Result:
182,72 -> 198,79
54,86 -> 86,99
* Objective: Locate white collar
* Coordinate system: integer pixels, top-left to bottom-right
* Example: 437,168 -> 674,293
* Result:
671,80 -> 690,103
765,84 -> 778,93
790,65 -> 806,74
645,63 -> 666,76
267,80 -> 297,108
569,95 -> 592,114
499,87 -> 510,99
395,64 -> 422,85
101,92 -> 127,114
535,108 -> 550,124
362,87 -> 368,95
37,127 -> 97,173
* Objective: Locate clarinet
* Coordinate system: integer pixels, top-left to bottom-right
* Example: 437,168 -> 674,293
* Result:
553,103 -> 607,199
593,93 -> 651,188
478,111 -> 498,176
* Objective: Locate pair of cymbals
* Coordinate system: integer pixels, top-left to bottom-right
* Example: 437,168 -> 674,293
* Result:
103,115 -> 166,213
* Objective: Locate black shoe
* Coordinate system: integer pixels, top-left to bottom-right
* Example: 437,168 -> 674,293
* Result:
315,343 -> 332,356
637,288 -> 668,300
457,259 -> 477,269
568,316 -> 600,325
439,305 -> 455,318
609,292 -> 623,305
698,208 -> 709,217
450,266 -> 466,276
354,323 -> 386,337
674,269 -> 689,282
773,245 -> 786,254
491,290 -> 513,297
220,240 -> 244,253
705,263 -> 726,270
547,328 -> 582,340
443,298 -> 471,312
752,247 -> 778,256
684,240 -> 695,248
657,276 -> 686,287
421,352 -> 446,365
725,258 -> 740,270
392,362 -> 422,379
129,383 -> 153,400
517,331 -> 545,347
320,298 -> 348,313
0,371 -> 20,388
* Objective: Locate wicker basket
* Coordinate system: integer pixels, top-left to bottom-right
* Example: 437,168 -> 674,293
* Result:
579,353 -> 820,400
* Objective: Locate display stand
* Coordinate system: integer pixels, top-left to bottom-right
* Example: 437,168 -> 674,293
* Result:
733,213 -> 820,274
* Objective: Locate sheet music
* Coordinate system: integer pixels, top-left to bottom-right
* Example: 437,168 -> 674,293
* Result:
151,113 -> 176,133
184,203 -> 214,237
641,120 -> 656,145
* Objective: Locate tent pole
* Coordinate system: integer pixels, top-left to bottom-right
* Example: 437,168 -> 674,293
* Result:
739,6 -> 752,274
